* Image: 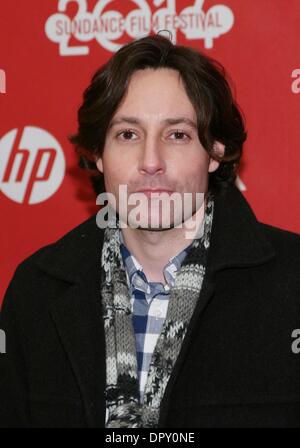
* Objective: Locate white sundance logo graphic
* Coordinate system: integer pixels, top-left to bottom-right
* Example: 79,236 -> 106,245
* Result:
45,0 -> 234,56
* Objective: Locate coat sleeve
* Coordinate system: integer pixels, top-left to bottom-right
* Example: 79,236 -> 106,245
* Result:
0,267 -> 31,428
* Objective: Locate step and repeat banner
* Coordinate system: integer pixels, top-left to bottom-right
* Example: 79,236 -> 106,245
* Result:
0,0 -> 299,304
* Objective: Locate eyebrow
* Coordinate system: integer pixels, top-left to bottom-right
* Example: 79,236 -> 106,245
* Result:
108,116 -> 198,130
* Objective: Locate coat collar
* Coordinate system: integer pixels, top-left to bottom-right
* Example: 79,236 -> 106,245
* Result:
206,184 -> 276,275
35,184 -> 276,283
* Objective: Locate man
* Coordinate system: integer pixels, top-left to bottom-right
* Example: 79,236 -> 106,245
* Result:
1,34 -> 300,428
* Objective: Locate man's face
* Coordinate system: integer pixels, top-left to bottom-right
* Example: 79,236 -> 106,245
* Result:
96,68 -> 223,230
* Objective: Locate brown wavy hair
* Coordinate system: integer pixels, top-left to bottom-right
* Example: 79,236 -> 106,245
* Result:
70,34 -> 247,197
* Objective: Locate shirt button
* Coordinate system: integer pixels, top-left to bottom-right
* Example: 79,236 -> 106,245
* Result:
136,277 -> 143,287
155,309 -> 163,319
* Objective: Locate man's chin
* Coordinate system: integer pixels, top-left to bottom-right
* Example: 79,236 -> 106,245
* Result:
129,223 -> 175,231
125,219 -> 175,230
120,215 -> 194,231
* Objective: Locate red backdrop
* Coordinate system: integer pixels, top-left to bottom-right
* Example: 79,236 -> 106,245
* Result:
1,0 -> 300,305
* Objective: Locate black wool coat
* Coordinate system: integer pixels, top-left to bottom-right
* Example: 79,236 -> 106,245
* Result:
1,185 -> 300,428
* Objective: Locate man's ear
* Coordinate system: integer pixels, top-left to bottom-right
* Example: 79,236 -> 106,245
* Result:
95,156 -> 103,174
208,141 -> 225,173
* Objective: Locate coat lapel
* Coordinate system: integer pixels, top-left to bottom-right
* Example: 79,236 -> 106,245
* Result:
48,265 -> 106,427
158,186 -> 277,425
36,216 -> 106,427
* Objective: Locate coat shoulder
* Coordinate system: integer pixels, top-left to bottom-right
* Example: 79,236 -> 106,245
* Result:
258,221 -> 300,266
259,221 -> 300,245
16,213 -> 98,271
1,213 -> 100,312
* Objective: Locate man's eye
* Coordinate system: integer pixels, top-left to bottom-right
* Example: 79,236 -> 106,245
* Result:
170,131 -> 190,140
117,129 -> 137,140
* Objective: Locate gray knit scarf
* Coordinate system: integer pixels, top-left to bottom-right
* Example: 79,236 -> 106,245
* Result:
100,195 -> 214,428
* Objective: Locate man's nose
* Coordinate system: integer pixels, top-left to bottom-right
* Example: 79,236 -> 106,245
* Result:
138,135 -> 166,175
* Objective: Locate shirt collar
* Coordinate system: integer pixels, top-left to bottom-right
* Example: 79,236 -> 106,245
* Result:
118,227 -> 201,293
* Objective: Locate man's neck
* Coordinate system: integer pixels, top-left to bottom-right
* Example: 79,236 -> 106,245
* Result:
119,199 -> 207,284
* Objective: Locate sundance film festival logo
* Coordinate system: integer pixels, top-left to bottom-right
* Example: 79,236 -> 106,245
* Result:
0,126 -> 65,204
45,0 -> 234,56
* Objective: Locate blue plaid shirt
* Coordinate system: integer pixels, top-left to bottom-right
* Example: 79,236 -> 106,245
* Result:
118,228 -> 202,402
